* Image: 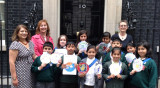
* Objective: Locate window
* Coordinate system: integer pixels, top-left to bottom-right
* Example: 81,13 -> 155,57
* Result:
0,0 -> 6,51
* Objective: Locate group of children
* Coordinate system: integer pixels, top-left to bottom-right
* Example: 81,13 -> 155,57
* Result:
31,29 -> 158,88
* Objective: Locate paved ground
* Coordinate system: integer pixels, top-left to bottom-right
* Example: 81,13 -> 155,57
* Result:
0,77 -> 160,88
0,77 -> 11,85
158,79 -> 160,88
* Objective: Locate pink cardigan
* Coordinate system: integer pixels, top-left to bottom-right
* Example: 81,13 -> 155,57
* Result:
31,34 -> 54,56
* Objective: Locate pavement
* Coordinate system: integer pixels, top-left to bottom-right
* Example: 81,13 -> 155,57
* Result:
0,77 -> 160,88
158,78 -> 160,88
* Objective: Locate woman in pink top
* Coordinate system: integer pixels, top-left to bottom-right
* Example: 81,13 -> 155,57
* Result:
31,19 -> 54,56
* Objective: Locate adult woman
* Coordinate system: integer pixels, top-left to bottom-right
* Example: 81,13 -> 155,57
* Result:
31,19 -> 54,56
111,20 -> 133,53
9,24 -> 37,88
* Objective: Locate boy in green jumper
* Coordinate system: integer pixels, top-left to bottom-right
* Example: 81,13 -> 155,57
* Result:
31,42 -> 58,88
102,39 -> 127,65
59,41 -> 81,88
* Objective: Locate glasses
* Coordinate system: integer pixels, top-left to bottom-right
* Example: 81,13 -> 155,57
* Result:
120,25 -> 127,27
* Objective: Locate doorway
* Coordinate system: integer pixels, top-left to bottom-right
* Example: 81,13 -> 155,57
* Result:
60,0 -> 104,45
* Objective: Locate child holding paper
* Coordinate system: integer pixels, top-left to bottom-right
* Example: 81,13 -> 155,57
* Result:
53,35 -> 68,88
102,47 -> 128,88
59,41 -> 81,88
95,32 -> 111,88
125,43 -> 136,67
31,42 -> 58,88
129,41 -> 157,88
102,38 -> 127,65
96,32 -> 111,59
76,30 -> 89,59
124,43 -> 136,88
79,45 -> 102,88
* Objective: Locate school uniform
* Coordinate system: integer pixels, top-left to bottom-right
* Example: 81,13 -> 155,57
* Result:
53,46 -> 66,88
79,57 -> 102,88
102,60 -> 128,88
102,51 -> 127,66
95,43 -> 112,88
31,56 -> 58,88
128,58 -> 157,88
78,52 -> 88,59
59,54 -> 81,88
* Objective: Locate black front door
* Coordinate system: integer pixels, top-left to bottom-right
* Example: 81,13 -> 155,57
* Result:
61,0 -> 104,45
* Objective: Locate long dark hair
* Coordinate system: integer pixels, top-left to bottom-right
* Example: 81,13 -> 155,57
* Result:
136,40 -> 152,58
57,35 -> 68,48
76,30 -> 88,45
99,31 -> 111,43
12,24 -> 31,42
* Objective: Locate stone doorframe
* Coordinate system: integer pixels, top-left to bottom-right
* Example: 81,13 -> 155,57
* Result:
43,0 -> 122,46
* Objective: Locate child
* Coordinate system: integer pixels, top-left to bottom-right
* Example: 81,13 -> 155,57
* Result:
59,41 -> 81,88
53,35 -> 68,88
124,43 -> 136,88
125,43 -> 136,67
129,41 -> 157,88
79,45 -> 102,88
76,30 -> 89,59
31,42 -> 58,88
102,47 -> 128,88
126,43 -> 136,54
102,38 -> 127,65
55,35 -> 68,49
95,32 -> 111,88
96,32 -> 111,60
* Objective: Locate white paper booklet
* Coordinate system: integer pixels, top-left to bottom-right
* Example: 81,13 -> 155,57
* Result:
63,55 -> 77,75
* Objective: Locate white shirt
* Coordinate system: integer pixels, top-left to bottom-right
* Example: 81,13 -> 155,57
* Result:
84,57 -> 102,86
118,33 -> 127,41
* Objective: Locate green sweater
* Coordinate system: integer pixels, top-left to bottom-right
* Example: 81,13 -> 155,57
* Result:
102,61 -> 128,88
59,55 -> 81,83
128,58 -> 157,88
102,51 -> 127,66
31,56 -> 58,82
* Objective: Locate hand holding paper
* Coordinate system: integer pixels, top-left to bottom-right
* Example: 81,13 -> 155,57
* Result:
62,64 -> 66,69
116,74 -> 122,79
79,72 -> 86,77
39,63 -> 47,70
130,70 -> 136,75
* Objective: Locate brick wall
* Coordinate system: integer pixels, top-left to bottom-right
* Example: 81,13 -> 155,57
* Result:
6,0 -> 43,31
1,0 -> 43,76
122,0 -> 160,76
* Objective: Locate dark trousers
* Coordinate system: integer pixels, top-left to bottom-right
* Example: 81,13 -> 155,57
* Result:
84,85 -> 94,88
96,77 -> 104,88
129,85 -> 139,88
60,82 -> 78,88
36,82 -> 55,88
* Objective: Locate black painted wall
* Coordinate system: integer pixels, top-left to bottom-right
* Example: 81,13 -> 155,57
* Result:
122,0 -> 160,76
1,0 -> 43,76
6,0 -> 43,31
